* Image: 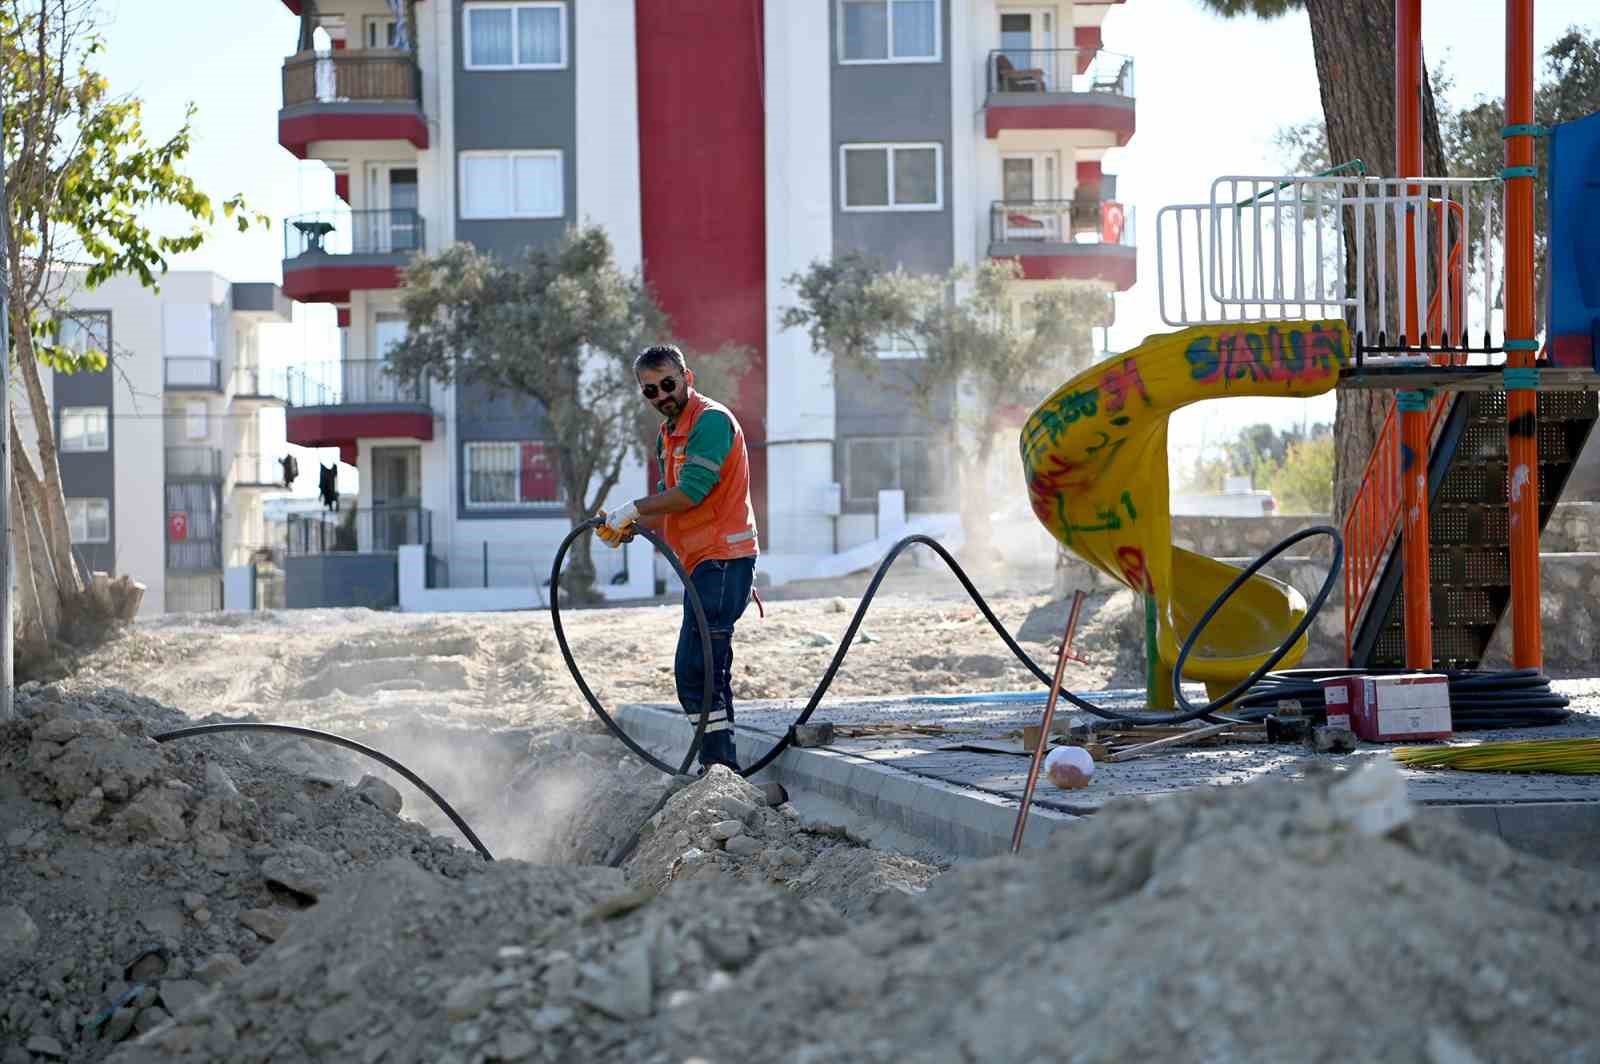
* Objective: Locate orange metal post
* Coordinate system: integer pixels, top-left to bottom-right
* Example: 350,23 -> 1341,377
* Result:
1396,0 -> 1433,669
1505,0 -> 1543,669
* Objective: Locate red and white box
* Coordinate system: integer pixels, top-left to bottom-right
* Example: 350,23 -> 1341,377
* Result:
1320,674 -> 1453,742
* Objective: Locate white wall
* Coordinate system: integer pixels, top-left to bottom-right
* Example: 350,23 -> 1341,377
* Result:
576,0 -> 642,273
763,0 -> 837,562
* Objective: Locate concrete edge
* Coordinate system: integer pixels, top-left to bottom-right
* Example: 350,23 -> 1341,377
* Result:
617,704 -> 1600,869
615,704 -> 1080,860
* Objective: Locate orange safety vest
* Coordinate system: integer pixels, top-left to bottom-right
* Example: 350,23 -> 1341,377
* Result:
659,391 -> 759,576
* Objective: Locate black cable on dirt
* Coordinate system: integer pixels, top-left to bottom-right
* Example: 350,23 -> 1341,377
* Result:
153,722 -> 495,861
553,524 -> 1348,779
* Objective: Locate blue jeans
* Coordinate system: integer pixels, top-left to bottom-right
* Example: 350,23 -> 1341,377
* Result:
675,556 -> 756,771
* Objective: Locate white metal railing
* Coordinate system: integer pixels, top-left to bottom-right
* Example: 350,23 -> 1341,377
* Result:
1157,175 -> 1500,347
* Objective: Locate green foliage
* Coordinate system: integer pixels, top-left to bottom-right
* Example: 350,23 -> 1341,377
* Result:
1192,0 -> 1304,17
1264,435 -> 1335,514
780,253 -> 1108,460
2,0 -> 267,369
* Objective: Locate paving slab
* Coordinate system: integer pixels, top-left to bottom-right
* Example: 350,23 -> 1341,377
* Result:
617,680 -> 1600,863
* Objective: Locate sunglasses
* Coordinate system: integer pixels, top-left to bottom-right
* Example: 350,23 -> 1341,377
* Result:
640,377 -> 680,400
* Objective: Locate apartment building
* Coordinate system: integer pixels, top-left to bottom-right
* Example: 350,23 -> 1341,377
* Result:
272,0 -> 1133,599
17,272 -> 292,616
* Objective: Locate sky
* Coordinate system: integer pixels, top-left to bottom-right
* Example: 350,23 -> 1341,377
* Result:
88,0 -> 1599,494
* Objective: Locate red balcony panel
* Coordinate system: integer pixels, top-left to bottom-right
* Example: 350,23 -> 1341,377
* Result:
282,264 -> 404,304
986,100 -> 1135,143
994,247 -> 1137,290
279,111 -> 428,159
287,410 -> 434,454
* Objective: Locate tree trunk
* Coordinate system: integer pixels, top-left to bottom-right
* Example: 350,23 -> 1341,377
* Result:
10,419 -> 67,641
8,305 -> 83,598
1305,0 -> 1449,523
10,476 -> 49,663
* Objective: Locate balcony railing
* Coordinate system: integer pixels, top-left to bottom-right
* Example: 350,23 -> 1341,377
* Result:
230,366 -> 287,401
166,447 -> 224,480
285,359 -> 430,407
284,208 -> 425,259
990,200 -> 1136,247
987,49 -> 1135,97
282,50 -> 421,107
165,357 -> 221,391
286,506 -> 432,556
230,452 -> 281,488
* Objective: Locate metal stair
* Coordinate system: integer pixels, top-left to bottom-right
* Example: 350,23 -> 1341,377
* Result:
1350,388 -> 1599,668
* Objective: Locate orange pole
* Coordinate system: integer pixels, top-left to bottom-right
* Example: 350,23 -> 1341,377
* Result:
1505,0 -> 1542,669
1396,0 -> 1433,670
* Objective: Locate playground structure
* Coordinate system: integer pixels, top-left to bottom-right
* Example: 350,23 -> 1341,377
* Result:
1022,0 -> 1600,701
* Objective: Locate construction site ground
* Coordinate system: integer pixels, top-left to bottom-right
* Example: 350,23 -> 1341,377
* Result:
4,562 -> 1599,1062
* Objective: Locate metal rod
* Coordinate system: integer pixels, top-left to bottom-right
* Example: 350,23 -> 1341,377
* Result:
1010,603 -> 1078,855
1506,0 -> 1542,669
1062,588 -> 1086,664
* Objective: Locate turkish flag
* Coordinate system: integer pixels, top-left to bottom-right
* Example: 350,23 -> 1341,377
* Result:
1102,201 -> 1125,245
520,443 -> 559,503
168,512 -> 189,542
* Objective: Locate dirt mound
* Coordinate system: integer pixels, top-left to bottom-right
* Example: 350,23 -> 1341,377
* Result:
0,685 -> 485,1061
100,759 -> 1600,1064
623,767 -> 941,917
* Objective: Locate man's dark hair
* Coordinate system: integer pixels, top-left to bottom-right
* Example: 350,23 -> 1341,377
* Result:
635,344 -> 687,376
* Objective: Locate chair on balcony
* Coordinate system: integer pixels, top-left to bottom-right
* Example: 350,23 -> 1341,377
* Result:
293,219 -> 336,254
994,53 -> 1047,93
1092,59 -> 1132,95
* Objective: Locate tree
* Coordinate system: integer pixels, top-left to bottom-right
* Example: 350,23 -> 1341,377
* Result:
1265,433 -> 1337,513
3,0 -> 262,668
386,225 -> 747,601
1194,0 -> 1450,522
781,253 -> 1106,558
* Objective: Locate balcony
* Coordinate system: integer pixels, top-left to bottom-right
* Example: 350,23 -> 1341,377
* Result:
988,199 -> 1137,289
284,359 -> 434,464
166,447 -> 224,481
279,49 -> 427,159
165,357 -> 221,392
230,453 -> 283,491
281,208 -> 423,303
984,49 -> 1135,143
230,366 -> 287,407
287,506 -> 432,555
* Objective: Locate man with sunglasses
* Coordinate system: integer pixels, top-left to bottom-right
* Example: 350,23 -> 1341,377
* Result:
596,344 -> 759,773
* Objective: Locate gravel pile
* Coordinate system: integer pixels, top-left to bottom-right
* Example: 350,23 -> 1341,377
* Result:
0,684 -> 484,1062
84,754 -> 1600,1064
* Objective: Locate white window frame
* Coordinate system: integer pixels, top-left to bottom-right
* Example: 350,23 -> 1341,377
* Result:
66,498 -> 111,544
463,2 -> 568,71
59,406 -> 110,453
837,0 -> 942,65
875,332 -> 924,360
464,441 -> 563,510
364,14 -> 399,49
458,150 -> 565,220
840,143 -> 944,213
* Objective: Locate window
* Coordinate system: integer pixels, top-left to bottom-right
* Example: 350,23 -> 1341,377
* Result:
57,312 -> 110,358
365,15 -> 399,48
465,441 -> 561,508
875,333 -> 923,360
841,144 -> 942,211
465,3 -> 566,69
67,498 -> 110,544
60,407 -> 109,452
459,151 -> 564,219
185,401 -> 209,441
844,437 -> 945,506
839,0 -> 938,63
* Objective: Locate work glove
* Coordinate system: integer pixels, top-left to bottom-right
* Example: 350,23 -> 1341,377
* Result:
595,503 -> 639,549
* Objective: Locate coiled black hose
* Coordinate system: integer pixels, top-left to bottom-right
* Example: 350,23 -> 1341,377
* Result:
153,722 -> 496,861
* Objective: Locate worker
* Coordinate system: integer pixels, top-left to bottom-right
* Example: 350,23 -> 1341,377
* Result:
596,344 -> 760,773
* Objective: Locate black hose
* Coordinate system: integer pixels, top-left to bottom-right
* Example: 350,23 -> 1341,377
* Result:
549,517 -> 715,776
153,722 -> 495,861
558,521 -> 1570,779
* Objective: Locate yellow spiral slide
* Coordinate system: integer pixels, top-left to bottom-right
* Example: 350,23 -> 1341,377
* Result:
1020,320 -> 1349,706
